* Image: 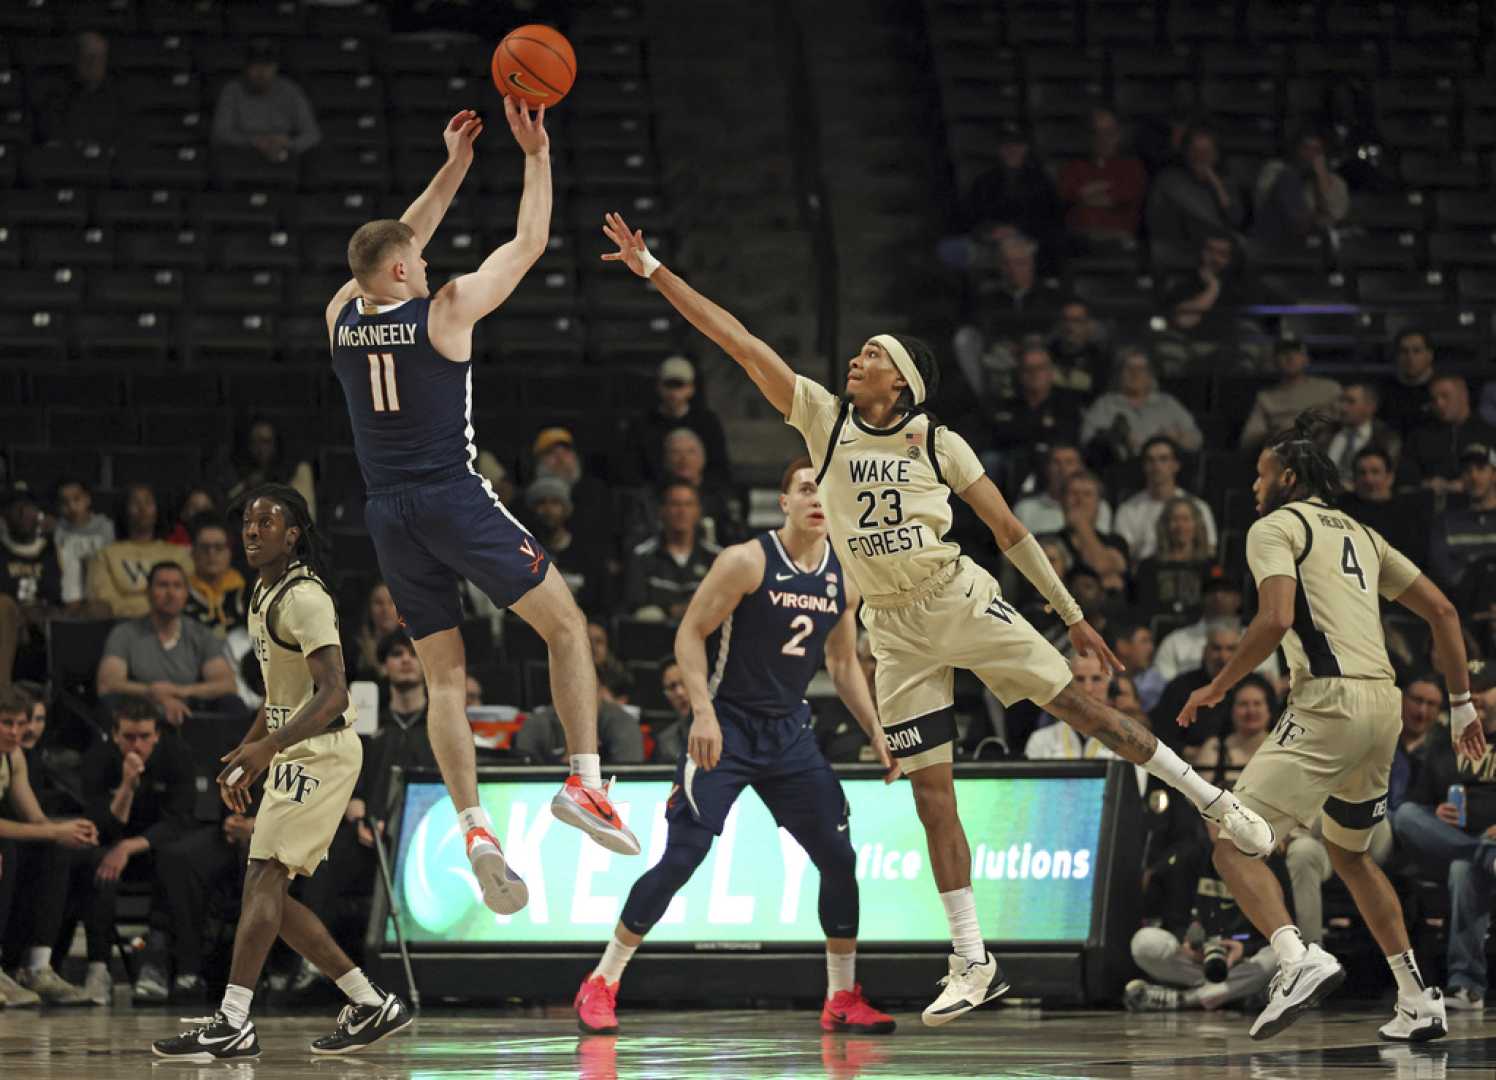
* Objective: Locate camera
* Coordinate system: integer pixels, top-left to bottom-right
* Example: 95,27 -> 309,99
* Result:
1202,938 -> 1231,984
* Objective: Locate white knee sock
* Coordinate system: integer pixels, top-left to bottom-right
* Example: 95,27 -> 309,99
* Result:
1270,925 -> 1307,968
220,983 -> 254,1027
571,753 -> 602,790
593,935 -> 637,984
1387,950 -> 1426,999
1142,742 -> 1222,810
826,949 -> 856,997
458,806 -> 493,836
939,887 -> 986,963
26,946 -> 51,971
335,967 -> 383,1007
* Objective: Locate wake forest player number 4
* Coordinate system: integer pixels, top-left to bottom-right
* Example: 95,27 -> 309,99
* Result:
326,100 -> 639,915
600,212 -> 1273,1025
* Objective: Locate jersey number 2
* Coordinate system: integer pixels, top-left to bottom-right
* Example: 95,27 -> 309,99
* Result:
782,614 -> 814,657
367,352 -> 401,412
1340,536 -> 1368,592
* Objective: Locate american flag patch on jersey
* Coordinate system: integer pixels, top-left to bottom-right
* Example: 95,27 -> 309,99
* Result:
905,431 -> 923,446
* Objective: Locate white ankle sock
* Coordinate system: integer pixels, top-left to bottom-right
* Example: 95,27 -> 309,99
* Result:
571,753 -> 602,790
1387,950 -> 1425,999
939,887 -> 986,964
594,935 -> 637,984
1270,925 -> 1308,968
458,806 -> 493,835
87,961 -> 108,979
26,946 -> 51,971
335,967 -> 383,1007
1142,742 -> 1221,810
220,983 -> 253,1027
826,950 -> 856,997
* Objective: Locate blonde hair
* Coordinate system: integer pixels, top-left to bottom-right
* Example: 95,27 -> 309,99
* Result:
1156,495 -> 1211,560
347,219 -> 415,284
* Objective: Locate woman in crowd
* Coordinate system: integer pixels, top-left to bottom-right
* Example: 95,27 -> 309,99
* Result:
1133,497 -> 1216,621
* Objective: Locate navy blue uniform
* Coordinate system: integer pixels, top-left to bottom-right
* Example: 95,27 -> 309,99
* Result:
330,297 -> 547,637
623,531 -> 860,938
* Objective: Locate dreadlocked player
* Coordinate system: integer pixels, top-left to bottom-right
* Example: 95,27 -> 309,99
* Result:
153,485 -> 411,1060
1178,412 -> 1488,1042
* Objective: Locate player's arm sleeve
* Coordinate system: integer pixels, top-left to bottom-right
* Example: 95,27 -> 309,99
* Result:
277,585 -> 343,656
785,375 -> 840,448
937,428 -> 986,494
1368,527 -> 1422,600
1244,513 -> 1301,586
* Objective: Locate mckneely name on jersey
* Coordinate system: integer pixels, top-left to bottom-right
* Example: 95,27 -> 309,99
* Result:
334,321 -> 419,348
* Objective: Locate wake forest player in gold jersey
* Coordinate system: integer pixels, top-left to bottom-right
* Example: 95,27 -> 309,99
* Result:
599,212 -> 1273,1025
1178,414 -> 1488,1044
151,486 -> 411,1062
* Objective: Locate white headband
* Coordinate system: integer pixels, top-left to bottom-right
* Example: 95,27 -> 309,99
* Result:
871,333 -> 925,405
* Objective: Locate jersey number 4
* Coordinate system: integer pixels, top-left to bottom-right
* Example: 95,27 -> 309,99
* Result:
1340,536 -> 1368,592
366,352 -> 401,412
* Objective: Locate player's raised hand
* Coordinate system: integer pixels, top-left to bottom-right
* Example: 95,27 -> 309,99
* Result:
1068,620 -> 1124,675
1454,711 -> 1488,760
687,706 -> 724,771
443,108 -> 483,166
1176,681 -> 1226,729
601,212 -> 655,277
503,93 -> 548,156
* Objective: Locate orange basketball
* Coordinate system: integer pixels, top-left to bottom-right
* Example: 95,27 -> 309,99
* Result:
492,24 -> 577,108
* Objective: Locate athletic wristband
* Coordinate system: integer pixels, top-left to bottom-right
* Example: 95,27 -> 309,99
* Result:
1450,700 -> 1478,740
638,246 -> 661,278
1450,691 -> 1472,706
1004,533 -> 1084,627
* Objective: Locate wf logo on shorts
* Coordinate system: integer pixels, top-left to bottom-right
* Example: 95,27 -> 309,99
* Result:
272,762 -> 322,804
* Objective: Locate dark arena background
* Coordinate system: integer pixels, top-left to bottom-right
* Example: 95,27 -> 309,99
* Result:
2,0 -> 1496,1077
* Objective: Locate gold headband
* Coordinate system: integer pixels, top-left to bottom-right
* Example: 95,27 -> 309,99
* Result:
870,334 -> 924,405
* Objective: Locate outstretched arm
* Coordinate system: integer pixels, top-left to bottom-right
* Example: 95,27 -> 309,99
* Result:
401,109 -> 483,250
432,97 -> 551,328
602,213 -> 797,416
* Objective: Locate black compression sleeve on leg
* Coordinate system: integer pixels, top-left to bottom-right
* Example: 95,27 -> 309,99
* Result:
618,818 -> 713,935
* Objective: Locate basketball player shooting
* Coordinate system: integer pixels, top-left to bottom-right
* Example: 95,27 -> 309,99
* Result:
600,211 -> 1272,1025
325,103 -> 639,920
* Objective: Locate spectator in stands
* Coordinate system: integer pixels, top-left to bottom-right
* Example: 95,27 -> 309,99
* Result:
622,356 -> 732,488
1153,577 -> 1282,685
465,671 -> 484,707
72,698 -> 194,1005
211,39 -> 321,161
962,120 -> 1062,259
530,427 -> 612,541
1043,471 -> 1129,593
1340,447 -> 1429,567
350,580 -> 401,681
1430,444 -> 1496,588
1134,500 -> 1217,622
526,476 -> 612,615
1080,347 -> 1203,462
214,417 -> 316,522
588,619 -> 630,694
1115,436 -> 1218,564
0,686 -> 98,1006
1024,652 -> 1121,760
623,481 -> 721,623
658,428 -> 744,547
87,483 -> 193,618
1191,673 -> 1275,789
1159,234 -> 1261,344
35,30 -> 135,149
1253,125 -> 1350,248
1144,123 -> 1245,265
1391,684 -> 1496,1012
515,662 -> 644,766
1047,300 -> 1112,391
652,658 -> 691,764
164,487 -> 218,548
984,341 -> 1084,482
1390,675 -> 1441,813
981,231 -> 1065,315
1399,375 -> 1496,494
14,682 -> 72,818
1058,106 -> 1147,249
183,515 -> 248,638
1238,340 -> 1342,451
53,477 -> 113,616
1150,623 -> 1241,752
95,562 -> 238,728
1108,621 -> 1166,713
1326,381 -> 1401,484
1381,327 -> 1438,436
0,483 -> 62,687
1013,443 -> 1112,536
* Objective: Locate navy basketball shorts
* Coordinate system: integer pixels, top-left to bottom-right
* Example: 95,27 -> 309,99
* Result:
364,470 -> 550,639
666,703 -> 848,836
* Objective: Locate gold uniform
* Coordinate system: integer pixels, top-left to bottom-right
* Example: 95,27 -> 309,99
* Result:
247,563 -> 362,877
787,376 -> 1072,771
1233,498 -> 1421,852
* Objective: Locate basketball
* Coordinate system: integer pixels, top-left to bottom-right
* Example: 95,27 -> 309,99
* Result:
491,24 -> 576,108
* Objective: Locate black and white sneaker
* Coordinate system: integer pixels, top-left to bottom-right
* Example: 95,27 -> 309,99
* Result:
309,990 -> 413,1055
1250,943 -> 1345,1040
151,1011 -> 259,1060
921,953 -> 1010,1027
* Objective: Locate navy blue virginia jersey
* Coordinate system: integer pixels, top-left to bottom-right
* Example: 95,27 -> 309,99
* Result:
705,532 -> 845,720
330,297 -> 475,494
